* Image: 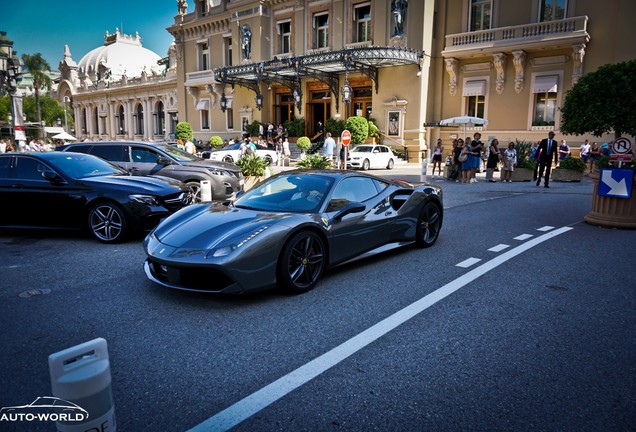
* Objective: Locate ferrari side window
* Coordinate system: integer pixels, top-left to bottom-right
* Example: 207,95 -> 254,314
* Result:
329,177 -> 379,210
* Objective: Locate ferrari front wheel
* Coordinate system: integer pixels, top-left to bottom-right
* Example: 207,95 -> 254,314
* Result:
278,231 -> 326,294
416,201 -> 441,248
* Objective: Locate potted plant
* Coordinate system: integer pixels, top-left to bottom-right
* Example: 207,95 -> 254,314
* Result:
235,154 -> 269,190
560,59 -> 636,229
552,157 -> 586,182
507,140 -> 537,182
296,154 -> 332,169
209,135 -> 223,148
175,121 -> 193,142
296,136 -> 311,160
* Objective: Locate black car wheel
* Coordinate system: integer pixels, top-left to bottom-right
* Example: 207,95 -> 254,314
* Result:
387,159 -> 395,169
362,159 -> 370,170
416,201 -> 441,248
264,155 -> 273,165
278,231 -> 326,294
88,202 -> 127,243
186,181 -> 204,203
223,155 -> 234,163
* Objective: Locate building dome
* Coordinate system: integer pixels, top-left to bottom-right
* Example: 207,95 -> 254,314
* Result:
78,29 -> 162,81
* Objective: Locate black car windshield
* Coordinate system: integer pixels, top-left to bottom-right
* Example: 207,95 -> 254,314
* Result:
235,173 -> 334,213
154,144 -> 201,162
46,153 -> 126,178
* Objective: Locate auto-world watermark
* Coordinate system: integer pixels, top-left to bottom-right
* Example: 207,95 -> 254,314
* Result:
0,396 -> 88,423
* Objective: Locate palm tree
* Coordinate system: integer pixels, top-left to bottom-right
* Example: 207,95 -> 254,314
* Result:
21,53 -> 51,139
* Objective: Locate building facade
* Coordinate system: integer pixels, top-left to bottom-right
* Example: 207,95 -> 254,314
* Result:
57,29 -> 179,141
168,0 -> 635,159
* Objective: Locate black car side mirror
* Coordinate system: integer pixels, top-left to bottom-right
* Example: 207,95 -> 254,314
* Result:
157,156 -> 172,165
332,201 -> 365,221
42,170 -> 66,184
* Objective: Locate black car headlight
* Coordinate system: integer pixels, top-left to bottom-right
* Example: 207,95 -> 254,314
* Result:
206,225 -> 270,258
208,168 -> 233,176
130,194 -> 159,206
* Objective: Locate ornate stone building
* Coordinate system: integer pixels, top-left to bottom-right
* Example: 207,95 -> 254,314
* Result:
56,29 -> 179,141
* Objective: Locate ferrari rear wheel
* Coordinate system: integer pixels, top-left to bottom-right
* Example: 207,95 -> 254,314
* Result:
362,159 -> 370,170
416,201 -> 441,248
278,231 -> 326,294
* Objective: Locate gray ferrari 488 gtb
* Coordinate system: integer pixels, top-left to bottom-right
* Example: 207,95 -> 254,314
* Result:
144,170 -> 443,294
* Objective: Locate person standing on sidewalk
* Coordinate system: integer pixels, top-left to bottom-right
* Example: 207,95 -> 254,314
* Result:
485,138 -> 501,182
536,131 -> 559,188
323,132 -> 336,166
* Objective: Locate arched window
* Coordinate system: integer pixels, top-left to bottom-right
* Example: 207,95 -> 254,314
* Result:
118,105 -> 125,135
135,103 -> 144,135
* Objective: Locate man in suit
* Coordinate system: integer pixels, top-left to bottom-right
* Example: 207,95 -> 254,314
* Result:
536,131 -> 559,188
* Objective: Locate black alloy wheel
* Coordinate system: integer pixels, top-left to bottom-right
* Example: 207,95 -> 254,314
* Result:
88,202 -> 127,243
278,231 -> 326,294
415,201 -> 441,248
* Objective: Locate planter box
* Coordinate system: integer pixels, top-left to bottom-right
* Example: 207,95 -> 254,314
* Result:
552,168 -> 584,182
244,176 -> 264,191
585,172 -> 636,229
504,167 -> 534,182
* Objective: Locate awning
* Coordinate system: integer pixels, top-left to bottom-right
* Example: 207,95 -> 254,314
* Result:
195,99 -> 210,111
462,80 -> 486,96
532,75 -> 558,93
44,127 -> 65,134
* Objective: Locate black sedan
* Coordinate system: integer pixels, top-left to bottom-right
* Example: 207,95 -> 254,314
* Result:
0,152 -> 193,243
144,170 -> 443,294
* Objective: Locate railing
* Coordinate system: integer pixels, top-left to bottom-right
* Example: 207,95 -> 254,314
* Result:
445,16 -> 588,51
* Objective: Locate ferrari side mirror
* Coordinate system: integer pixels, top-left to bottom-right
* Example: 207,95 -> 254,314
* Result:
332,201 -> 365,221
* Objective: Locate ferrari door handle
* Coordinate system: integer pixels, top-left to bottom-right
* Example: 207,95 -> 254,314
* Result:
129,167 -> 139,173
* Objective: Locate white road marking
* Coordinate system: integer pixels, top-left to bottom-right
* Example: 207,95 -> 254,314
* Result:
456,257 -> 482,268
188,226 -> 574,432
514,234 -> 533,241
488,244 -> 510,253
537,226 -> 555,232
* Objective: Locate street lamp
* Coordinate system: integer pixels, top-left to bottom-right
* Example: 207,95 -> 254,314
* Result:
0,31 -> 24,143
255,92 -> 263,110
220,93 -> 227,112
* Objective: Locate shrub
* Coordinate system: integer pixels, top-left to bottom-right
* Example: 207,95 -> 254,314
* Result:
557,157 -> 587,172
345,116 -> 369,145
325,118 -> 345,137
175,122 -> 193,141
514,140 -> 537,169
246,120 -> 262,137
235,153 -> 268,177
368,120 -> 380,139
296,154 -> 331,169
283,118 -> 305,137
308,140 -> 324,155
209,136 -> 223,147
296,136 -> 311,150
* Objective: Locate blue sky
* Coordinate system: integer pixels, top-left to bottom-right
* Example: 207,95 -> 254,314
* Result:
4,0 -> 188,70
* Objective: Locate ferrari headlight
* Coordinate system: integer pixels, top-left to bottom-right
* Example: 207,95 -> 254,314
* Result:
208,168 -> 232,176
130,194 -> 159,206
207,225 -> 269,258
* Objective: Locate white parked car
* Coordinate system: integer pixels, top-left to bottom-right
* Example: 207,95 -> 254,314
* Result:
205,142 -> 278,165
347,144 -> 396,170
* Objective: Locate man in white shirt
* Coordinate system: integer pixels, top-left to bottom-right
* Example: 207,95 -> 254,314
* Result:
323,132 -> 336,166
184,139 -> 196,154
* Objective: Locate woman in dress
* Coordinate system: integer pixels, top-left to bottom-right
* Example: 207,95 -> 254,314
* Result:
486,138 -> 501,182
431,139 -> 443,176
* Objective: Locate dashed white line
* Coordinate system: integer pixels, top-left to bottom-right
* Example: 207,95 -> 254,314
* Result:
188,226 -> 574,432
537,226 -> 555,232
456,257 -> 482,268
488,244 -> 510,253
514,234 -> 534,241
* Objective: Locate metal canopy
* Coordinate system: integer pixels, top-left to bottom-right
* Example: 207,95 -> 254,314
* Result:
214,46 -> 424,112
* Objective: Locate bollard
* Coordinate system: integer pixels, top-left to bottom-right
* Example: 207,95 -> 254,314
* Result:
421,157 -> 428,182
199,180 -> 212,202
49,338 -> 116,432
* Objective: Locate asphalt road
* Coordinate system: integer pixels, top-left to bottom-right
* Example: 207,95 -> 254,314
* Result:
1,167 -> 634,432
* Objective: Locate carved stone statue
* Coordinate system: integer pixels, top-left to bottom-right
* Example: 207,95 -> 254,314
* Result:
240,24 -> 252,60
391,0 -> 408,37
177,0 -> 188,16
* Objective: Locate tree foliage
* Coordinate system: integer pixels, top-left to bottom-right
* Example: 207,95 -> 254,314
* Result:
295,136 -> 311,150
560,60 -> 636,138
345,116 -> 369,144
209,135 -> 223,147
175,121 -> 193,141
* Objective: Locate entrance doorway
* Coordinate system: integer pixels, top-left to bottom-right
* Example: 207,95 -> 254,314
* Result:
274,92 -> 295,126
308,90 -> 331,141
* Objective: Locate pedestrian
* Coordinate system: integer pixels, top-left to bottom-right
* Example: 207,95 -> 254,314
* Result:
431,138 -> 443,176
282,137 -> 291,164
460,140 -> 472,184
529,141 -> 539,181
502,142 -> 517,183
275,138 -> 283,165
588,142 -> 600,172
486,138 -> 501,182
580,139 -> 591,163
536,131 -> 559,188
338,142 -> 347,169
558,139 -> 571,162
469,133 -> 483,183
450,138 -> 463,182
0,139 -> 6,153
185,138 -> 196,154
323,132 -> 336,166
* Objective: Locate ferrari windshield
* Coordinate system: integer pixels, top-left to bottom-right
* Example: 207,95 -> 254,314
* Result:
235,173 -> 334,213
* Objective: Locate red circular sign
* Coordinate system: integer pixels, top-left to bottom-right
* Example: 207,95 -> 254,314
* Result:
341,130 -> 351,146
612,138 -> 632,154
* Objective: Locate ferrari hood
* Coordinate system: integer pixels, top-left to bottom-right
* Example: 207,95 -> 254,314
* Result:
152,203 -> 290,249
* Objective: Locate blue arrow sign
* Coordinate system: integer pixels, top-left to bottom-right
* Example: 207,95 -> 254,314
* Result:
598,169 -> 633,199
